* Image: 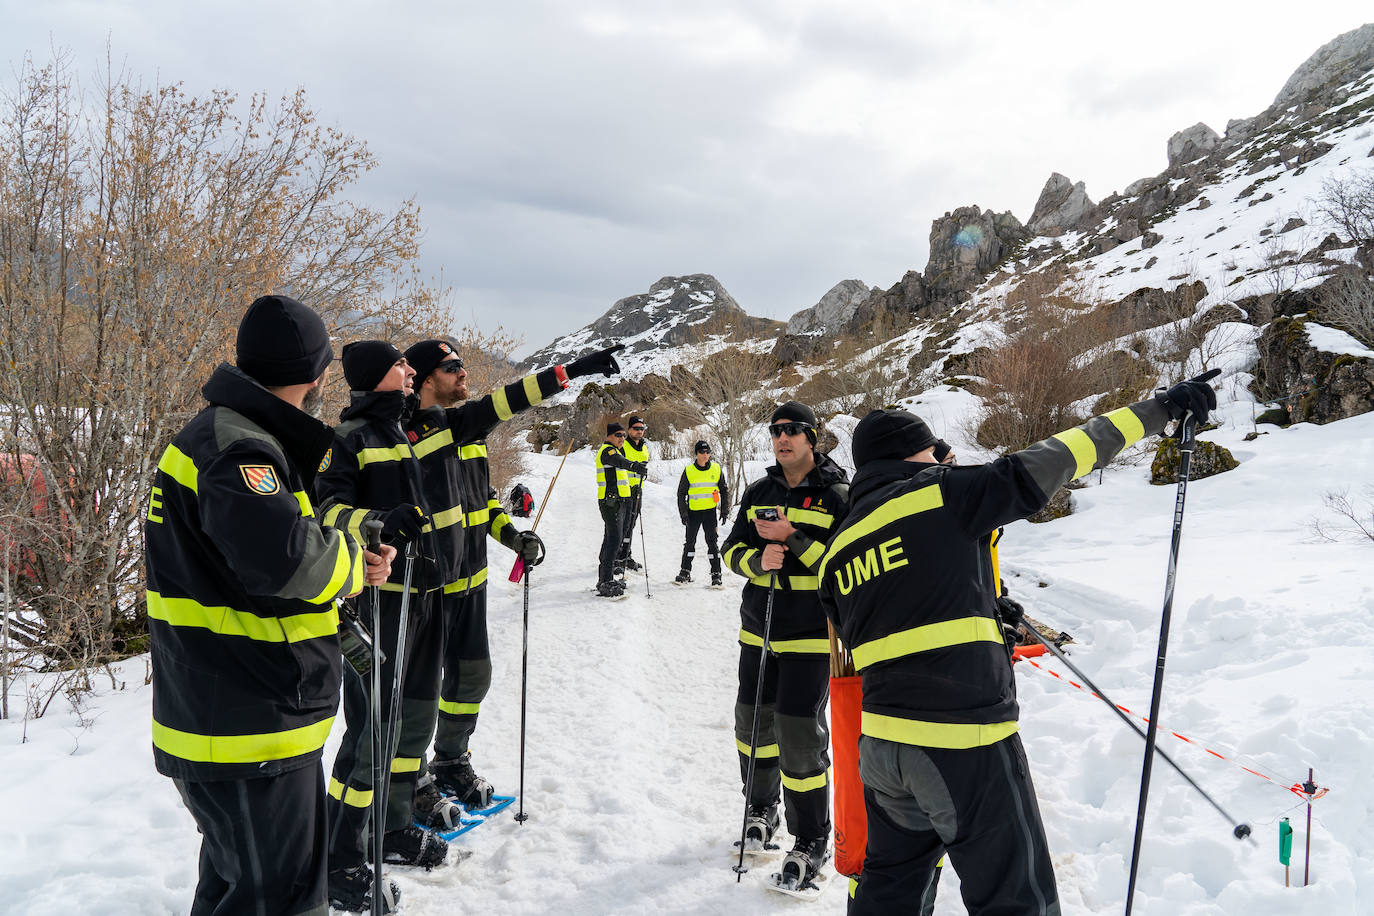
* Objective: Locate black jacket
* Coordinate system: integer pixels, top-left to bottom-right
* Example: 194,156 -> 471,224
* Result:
722,453 -> 850,650
316,389 -> 442,589
406,367 -> 566,593
819,397 -> 1172,748
145,364 -> 364,781
677,458 -> 731,522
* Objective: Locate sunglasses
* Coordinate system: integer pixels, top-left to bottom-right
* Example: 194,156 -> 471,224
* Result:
610,431 -> 626,438
769,422 -> 813,438
630,425 -> 646,432
436,359 -> 465,374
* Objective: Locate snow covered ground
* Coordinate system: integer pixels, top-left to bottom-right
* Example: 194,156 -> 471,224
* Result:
2,385 -> 1372,915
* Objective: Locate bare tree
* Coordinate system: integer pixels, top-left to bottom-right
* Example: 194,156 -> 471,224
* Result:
1316,171 -> 1374,249
0,51 -> 446,675
1315,267 -> 1374,347
1311,487 -> 1374,543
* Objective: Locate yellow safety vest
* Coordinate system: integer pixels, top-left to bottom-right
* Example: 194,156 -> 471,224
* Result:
596,443 -> 632,499
622,438 -> 649,489
684,460 -> 722,510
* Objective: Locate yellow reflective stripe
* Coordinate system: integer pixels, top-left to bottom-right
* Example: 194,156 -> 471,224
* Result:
821,484 -> 942,580
459,442 -> 487,460
465,506 -> 492,527
1051,427 -> 1097,479
306,535 -> 356,604
849,877 -> 858,899
736,739 -> 780,758
1105,405 -> 1147,446
522,374 -> 543,407
781,767 -> 830,793
738,629 -> 830,654
725,543 -> 762,578
411,427 -> 454,459
490,514 -> 510,540
430,505 -> 464,530
492,388 -> 514,421
356,443 -> 416,467
391,756 -> 421,774
795,539 -> 826,568
747,574 -> 820,591
786,506 -> 833,529
851,616 -> 1004,670
439,699 -> 481,715
152,715 -> 335,763
293,490 -> 313,518
442,567 -> 489,594
322,504 -> 346,526
861,711 -> 1019,749
329,778 -> 374,809
158,444 -> 199,492
147,591 -> 339,642
344,508 -> 369,544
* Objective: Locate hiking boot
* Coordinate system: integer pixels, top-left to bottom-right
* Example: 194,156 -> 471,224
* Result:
383,824 -> 448,869
782,834 -> 830,884
623,556 -> 642,571
328,864 -> 400,913
413,775 -> 465,831
710,572 -> 723,587
597,580 -> 621,598
673,570 -> 692,585
744,803 -> 780,846
432,751 -> 494,809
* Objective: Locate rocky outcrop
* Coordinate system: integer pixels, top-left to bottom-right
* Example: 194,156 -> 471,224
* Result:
925,207 -> 1029,300
786,279 -> 876,335
1166,123 -> 1222,166
1150,438 -> 1239,483
1028,174 -> 1095,235
1273,24 -> 1374,110
1252,316 -> 1374,424
844,269 -> 931,333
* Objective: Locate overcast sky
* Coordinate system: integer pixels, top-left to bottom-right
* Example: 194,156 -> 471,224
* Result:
3,2 -> 1369,356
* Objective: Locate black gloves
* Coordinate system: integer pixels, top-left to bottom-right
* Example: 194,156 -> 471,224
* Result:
719,504 -> 730,523
380,504 -> 429,543
631,461 -> 648,476
1155,371 -> 1219,425
516,530 -> 546,566
996,595 -> 1025,626
564,344 -> 625,379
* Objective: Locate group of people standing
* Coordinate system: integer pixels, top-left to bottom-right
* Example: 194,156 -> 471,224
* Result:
145,295 -> 622,914
145,292 -> 1218,916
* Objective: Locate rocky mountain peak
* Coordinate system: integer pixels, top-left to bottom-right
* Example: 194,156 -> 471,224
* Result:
786,279 -> 875,335
1273,23 -> 1374,111
1028,173 -> 1096,235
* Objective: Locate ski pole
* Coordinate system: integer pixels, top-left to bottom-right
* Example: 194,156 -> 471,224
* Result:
514,567 -> 532,824
363,520 -> 386,916
374,537 -> 418,902
1125,371 -> 1217,916
734,571 -> 778,881
509,436 -> 574,583
637,493 -> 652,598
1018,623 -> 1251,840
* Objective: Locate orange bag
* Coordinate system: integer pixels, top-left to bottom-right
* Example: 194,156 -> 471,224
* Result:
831,673 -> 866,878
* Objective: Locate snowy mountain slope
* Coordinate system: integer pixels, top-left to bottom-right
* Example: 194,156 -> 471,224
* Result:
2,380 -> 1372,915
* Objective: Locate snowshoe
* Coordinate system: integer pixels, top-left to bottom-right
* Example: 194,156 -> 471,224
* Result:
383,824 -> 448,869
766,835 -> 830,900
432,752 -> 495,810
709,572 -> 723,588
327,864 -> 400,914
673,570 -> 692,585
413,775 -> 466,832
623,557 -> 642,571
596,580 -> 626,599
742,803 -> 780,851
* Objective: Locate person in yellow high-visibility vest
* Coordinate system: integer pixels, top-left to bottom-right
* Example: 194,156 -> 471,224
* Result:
596,422 -> 645,597
674,440 -> 731,587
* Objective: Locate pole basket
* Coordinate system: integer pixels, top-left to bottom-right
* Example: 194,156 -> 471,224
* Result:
831,673 -> 866,878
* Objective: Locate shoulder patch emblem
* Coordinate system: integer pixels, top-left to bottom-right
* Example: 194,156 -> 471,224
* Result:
318,449 -> 332,474
240,465 -> 281,494
407,429 -> 419,444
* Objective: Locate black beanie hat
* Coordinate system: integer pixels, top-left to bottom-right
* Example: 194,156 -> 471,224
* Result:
342,340 -> 403,392
694,439 -> 711,453
627,415 -> 645,428
235,295 -> 333,386
606,421 -> 626,436
770,400 -> 819,445
851,409 -> 939,467
404,339 -> 459,387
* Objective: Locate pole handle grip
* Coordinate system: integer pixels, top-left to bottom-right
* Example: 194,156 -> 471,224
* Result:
363,519 -> 383,553
508,556 -> 526,583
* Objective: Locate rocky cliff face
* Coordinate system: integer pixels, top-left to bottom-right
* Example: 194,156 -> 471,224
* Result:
786,279 -> 876,335
519,274 -> 781,370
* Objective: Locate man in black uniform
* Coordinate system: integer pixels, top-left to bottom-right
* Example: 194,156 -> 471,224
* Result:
618,414 -> 650,572
722,401 -> 849,882
819,378 -> 1216,915
401,340 -> 614,807
674,439 -> 730,586
318,341 -> 456,910
145,295 -> 385,916
595,422 -> 646,597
